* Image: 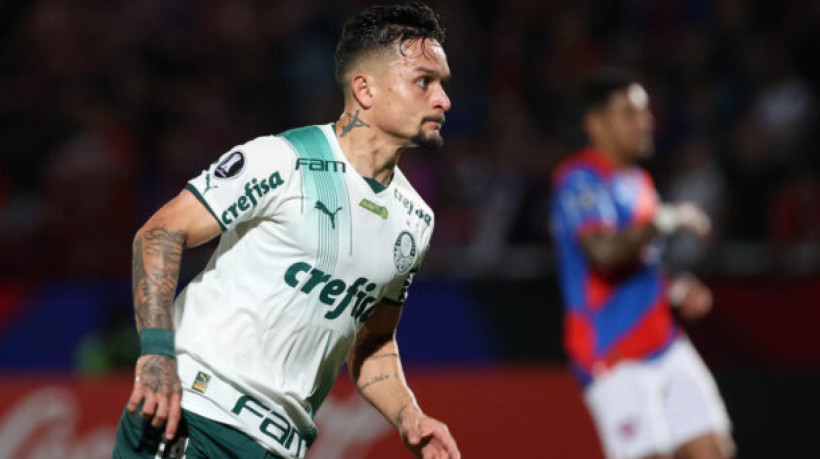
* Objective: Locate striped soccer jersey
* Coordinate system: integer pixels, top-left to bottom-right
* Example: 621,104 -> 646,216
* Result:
549,148 -> 678,386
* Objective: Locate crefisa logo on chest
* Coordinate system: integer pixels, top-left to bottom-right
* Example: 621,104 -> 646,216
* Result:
393,231 -> 417,275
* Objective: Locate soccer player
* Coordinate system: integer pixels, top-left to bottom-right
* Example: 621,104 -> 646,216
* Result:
112,3 -> 460,458
549,69 -> 734,459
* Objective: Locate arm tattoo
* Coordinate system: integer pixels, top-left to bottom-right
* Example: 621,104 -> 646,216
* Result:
358,372 -> 398,391
140,355 -> 182,396
338,110 -> 370,137
394,403 -> 411,426
365,352 -> 399,361
132,227 -> 185,331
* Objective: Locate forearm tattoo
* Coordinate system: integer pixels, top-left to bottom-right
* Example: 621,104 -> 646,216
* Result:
394,403 -> 411,426
358,372 -> 399,391
338,110 -> 370,137
366,352 -> 400,361
140,355 -> 182,396
132,227 -> 185,331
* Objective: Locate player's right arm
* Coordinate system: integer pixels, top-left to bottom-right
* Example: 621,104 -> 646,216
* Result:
553,169 -> 655,274
127,188 -> 221,441
127,136 -> 290,440
579,225 -> 658,273
555,169 -> 709,273
580,202 -> 711,273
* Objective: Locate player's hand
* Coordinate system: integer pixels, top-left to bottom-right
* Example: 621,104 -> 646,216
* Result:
675,202 -> 711,239
127,354 -> 183,440
654,202 -> 711,239
398,406 -> 461,459
669,274 -> 713,320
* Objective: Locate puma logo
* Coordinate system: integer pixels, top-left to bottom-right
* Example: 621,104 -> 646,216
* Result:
203,174 -> 218,195
315,201 -> 343,229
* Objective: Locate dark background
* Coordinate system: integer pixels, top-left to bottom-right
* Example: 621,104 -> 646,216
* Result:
1,0 -> 819,457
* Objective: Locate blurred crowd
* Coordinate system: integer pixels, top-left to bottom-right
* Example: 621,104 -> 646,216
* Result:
1,0 -> 818,278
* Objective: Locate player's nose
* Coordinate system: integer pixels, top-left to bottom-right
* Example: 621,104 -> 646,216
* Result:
432,85 -> 451,112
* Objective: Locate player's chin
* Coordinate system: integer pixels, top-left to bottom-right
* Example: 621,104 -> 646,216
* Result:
410,130 -> 444,150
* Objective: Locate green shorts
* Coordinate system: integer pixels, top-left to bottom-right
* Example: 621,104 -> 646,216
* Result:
112,406 -> 282,459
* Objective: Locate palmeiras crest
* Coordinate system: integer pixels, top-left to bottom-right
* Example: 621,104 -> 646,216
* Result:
393,231 -> 417,275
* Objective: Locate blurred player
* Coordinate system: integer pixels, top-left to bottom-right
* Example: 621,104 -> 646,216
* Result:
549,68 -> 734,459
112,3 -> 459,458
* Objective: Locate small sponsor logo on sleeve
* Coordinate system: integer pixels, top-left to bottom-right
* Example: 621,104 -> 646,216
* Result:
220,171 -> 285,226
214,151 -> 246,179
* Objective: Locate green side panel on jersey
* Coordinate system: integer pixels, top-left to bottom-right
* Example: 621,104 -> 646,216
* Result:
306,331 -> 336,417
279,126 -> 350,273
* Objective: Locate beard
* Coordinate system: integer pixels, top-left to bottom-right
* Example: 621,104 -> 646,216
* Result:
410,130 -> 444,150
410,116 -> 446,149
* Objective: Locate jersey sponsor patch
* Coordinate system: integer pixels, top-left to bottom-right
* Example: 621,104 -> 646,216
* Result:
295,157 -> 346,172
393,188 -> 432,226
215,151 -> 246,179
393,231 -> 417,274
359,199 -> 389,219
283,261 -> 378,322
219,172 -> 285,226
192,371 -> 211,394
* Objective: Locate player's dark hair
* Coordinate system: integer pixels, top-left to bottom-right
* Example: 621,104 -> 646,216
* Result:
580,68 -> 642,114
334,2 -> 445,87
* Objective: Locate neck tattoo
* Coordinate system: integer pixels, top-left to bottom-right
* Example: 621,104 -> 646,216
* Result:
339,109 -> 370,137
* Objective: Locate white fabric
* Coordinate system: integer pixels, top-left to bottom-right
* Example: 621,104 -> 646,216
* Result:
584,337 -> 731,459
173,124 -> 434,458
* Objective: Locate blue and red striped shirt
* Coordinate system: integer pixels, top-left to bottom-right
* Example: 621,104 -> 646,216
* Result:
550,148 -> 678,385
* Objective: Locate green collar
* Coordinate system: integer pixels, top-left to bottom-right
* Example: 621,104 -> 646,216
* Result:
363,177 -> 387,193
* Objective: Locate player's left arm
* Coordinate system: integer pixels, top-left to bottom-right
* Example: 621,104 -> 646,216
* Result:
348,302 -> 461,459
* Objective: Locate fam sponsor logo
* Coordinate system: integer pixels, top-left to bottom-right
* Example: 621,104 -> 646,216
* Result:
233,395 -> 310,457
284,262 -> 378,322
393,189 -> 431,226
220,172 -> 285,226
295,158 -> 346,173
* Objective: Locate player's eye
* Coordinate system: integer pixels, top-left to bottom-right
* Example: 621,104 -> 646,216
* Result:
416,77 -> 430,89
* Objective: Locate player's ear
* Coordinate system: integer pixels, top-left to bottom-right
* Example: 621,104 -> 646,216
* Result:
351,74 -> 375,110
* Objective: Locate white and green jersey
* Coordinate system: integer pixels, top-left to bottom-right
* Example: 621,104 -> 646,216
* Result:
174,124 -> 434,458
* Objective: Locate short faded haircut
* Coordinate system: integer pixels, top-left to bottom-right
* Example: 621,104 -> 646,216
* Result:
334,2 -> 445,87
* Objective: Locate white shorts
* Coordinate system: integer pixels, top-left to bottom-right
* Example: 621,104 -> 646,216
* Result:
583,337 -> 732,459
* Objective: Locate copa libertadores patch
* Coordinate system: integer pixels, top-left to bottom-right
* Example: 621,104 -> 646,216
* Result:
393,231 -> 417,274
214,151 -> 245,179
